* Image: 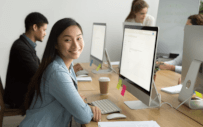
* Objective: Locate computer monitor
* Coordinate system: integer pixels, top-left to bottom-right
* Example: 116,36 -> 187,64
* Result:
178,25 -> 203,109
119,25 -> 160,110
123,22 -> 142,27
90,23 -> 112,74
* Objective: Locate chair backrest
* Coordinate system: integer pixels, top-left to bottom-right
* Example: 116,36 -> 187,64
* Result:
0,78 -> 4,96
0,77 -> 5,108
0,77 -> 5,127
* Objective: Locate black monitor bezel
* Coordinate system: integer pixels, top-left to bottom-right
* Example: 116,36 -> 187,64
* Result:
119,25 -> 159,96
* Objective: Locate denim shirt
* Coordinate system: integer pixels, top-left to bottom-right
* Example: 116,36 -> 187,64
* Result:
19,55 -> 93,127
22,34 -> 37,49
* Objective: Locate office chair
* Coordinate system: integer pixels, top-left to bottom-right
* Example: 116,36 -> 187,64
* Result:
0,77 -> 23,127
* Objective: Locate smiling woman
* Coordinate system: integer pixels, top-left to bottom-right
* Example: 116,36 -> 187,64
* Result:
125,0 -> 155,26
19,18 -> 101,127
55,25 -> 84,69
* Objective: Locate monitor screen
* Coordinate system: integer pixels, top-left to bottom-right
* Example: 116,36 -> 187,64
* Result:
120,27 -> 157,92
90,24 -> 106,61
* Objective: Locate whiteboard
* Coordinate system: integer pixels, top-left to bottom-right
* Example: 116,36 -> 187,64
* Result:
156,0 -> 200,55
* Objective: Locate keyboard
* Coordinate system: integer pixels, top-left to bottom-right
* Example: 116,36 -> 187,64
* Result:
91,99 -> 121,114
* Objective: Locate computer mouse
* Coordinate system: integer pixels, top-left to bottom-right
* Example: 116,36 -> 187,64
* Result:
106,113 -> 126,120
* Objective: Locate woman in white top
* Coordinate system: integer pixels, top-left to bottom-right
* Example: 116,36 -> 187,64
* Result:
125,0 -> 155,26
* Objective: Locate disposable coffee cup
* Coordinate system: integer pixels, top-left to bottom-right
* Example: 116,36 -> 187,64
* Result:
98,77 -> 110,95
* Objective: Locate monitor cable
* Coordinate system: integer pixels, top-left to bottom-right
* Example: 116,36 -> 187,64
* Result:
152,80 -> 173,108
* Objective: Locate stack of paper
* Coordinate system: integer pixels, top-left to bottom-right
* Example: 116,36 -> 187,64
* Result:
104,61 -> 120,66
98,121 -> 160,127
161,84 -> 182,94
76,77 -> 92,82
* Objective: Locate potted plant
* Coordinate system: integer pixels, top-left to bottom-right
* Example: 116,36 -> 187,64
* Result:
200,1 -> 203,14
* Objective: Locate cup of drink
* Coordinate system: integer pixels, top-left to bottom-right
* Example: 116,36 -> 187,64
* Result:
98,77 -> 110,95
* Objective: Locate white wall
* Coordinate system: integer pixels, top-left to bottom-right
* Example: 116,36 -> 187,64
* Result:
0,0 -> 159,88
145,0 -> 159,24
156,0 -> 200,55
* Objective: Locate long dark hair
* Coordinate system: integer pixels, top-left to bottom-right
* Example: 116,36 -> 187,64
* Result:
125,0 -> 149,21
21,18 -> 83,115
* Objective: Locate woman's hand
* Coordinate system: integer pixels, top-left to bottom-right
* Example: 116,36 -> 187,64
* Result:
73,63 -> 83,73
89,106 -> 101,122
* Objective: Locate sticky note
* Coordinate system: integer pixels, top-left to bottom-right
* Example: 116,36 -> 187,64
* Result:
122,85 -> 126,90
96,64 -> 101,71
116,79 -> 122,90
195,91 -> 202,98
90,60 -> 93,66
121,85 -> 126,96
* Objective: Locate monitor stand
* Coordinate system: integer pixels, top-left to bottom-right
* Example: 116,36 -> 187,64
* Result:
178,59 -> 203,109
92,48 -> 113,74
124,79 -> 161,110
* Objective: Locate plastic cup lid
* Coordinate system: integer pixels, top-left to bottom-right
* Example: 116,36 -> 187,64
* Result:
98,77 -> 110,82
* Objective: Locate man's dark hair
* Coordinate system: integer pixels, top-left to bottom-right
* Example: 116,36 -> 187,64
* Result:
25,12 -> 48,32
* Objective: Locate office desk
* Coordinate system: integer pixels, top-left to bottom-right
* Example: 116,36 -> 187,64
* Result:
78,63 -> 203,126
156,70 -> 203,125
79,90 -> 202,127
78,63 -> 119,91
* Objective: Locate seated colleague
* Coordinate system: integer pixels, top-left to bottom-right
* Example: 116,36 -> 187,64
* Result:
158,14 -> 203,74
161,53 -> 183,74
20,18 -> 101,127
125,0 -> 155,26
3,12 -> 48,108
158,14 -> 203,84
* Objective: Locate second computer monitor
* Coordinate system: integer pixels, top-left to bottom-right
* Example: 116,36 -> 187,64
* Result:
90,23 -> 106,68
119,25 -> 159,109
179,25 -> 203,109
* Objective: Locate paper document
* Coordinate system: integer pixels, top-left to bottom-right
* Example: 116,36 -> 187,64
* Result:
161,84 -> 182,94
111,61 -> 120,65
98,121 -> 160,127
76,77 -> 92,82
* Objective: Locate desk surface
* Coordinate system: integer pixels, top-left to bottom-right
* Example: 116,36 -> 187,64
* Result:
156,70 -> 203,125
78,63 -> 203,127
80,90 -> 202,127
78,63 -> 119,91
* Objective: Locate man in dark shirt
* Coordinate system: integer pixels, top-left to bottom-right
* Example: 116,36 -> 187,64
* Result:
4,12 -> 48,108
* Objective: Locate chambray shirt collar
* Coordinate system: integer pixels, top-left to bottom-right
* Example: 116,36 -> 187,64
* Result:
23,34 -> 37,49
55,55 -> 78,87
